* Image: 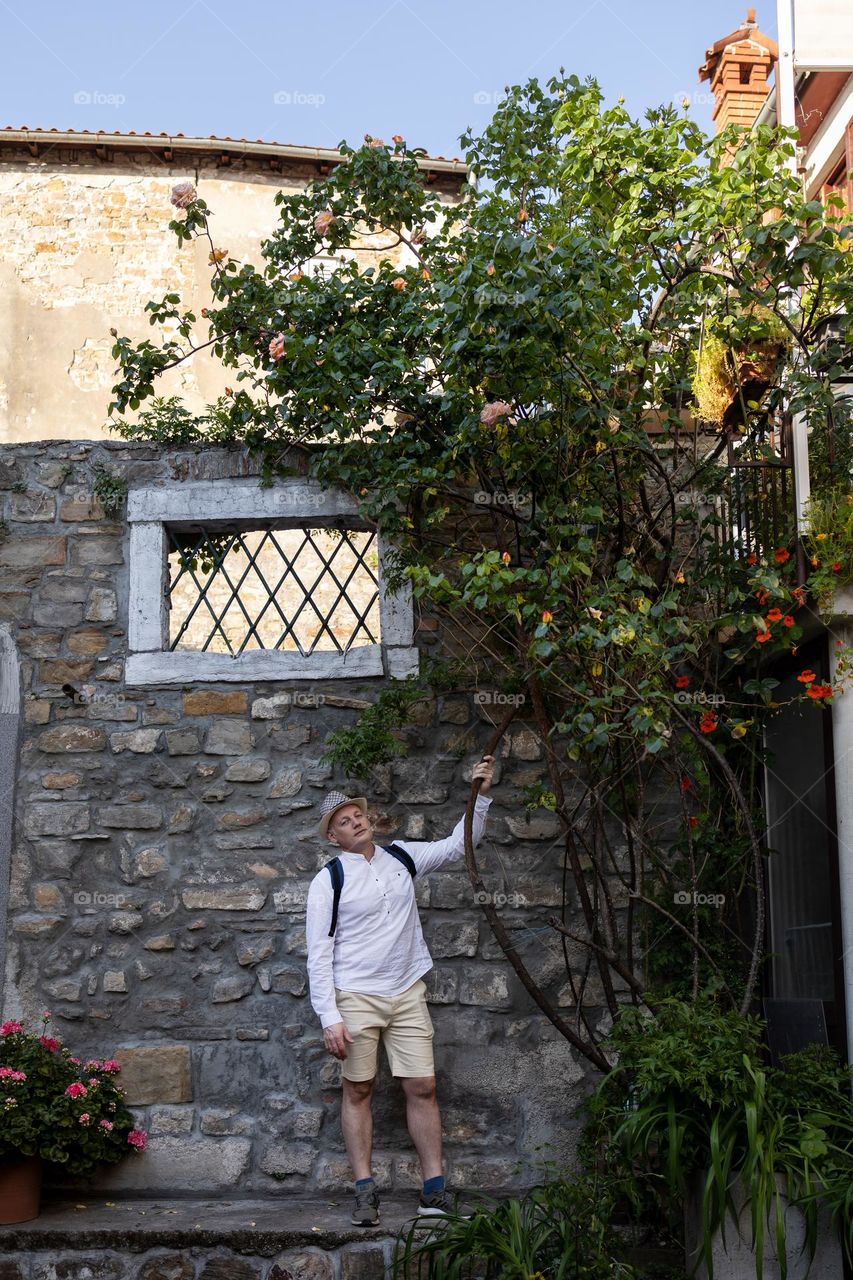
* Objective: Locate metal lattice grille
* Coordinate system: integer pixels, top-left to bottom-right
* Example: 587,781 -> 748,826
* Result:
166,526 -> 381,656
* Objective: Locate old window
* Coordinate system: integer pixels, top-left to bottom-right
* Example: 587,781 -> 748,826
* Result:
126,479 -> 418,684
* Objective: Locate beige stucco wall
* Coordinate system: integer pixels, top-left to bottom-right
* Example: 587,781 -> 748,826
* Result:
0,155 -> 423,444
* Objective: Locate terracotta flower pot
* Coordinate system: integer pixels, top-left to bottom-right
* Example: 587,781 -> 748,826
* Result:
0,1153 -> 43,1224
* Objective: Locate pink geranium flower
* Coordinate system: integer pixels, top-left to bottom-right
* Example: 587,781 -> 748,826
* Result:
127,1129 -> 148,1151
79,1113 -> 91,1124
99,1119 -> 114,1131
65,1082 -> 88,1098
0,1068 -> 26,1081
100,1060 -> 121,1073
39,1036 -> 60,1052
1,1021 -> 23,1036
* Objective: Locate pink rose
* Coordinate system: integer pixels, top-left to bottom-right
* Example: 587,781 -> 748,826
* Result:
127,1129 -> 148,1151
170,182 -> 196,209
268,333 -> 286,362
314,209 -> 335,237
84,1059 -> 100,1071
1,1021 -> 23,1036
479,400 -> 512,427
65,1082 -> 87,1098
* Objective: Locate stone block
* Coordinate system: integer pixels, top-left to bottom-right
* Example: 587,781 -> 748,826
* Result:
458,967 -> 512,1009
114,1045 -> 192,1104
269,966 -> 307,996
41,770 -> 82,789
148,1106 -> 194,1136
439,696 -> 470,724
200,1107 -> 254,1135
182,690 -> 249,716
67,629 -> 109,655
224,758 -> 270,782
24,802 -> 89,837
270,724 -> 312,750
98,804 -> 162,829
268,767 -> 303,798
103,969 -> 128,992
340,1246 -> 389,1280
41,658 -> 95,683
507,728 -> 541,760
427,921 -> 479,958
181,886 -> 267,911
236,935 -> 276,966
136,1256 -> 195,1280
109,728 -> 162,754
144,935 -> 176,951
121,846 -> 168,882
86,695 -> 137,722
217,806 -> 265,829
33,600 -> 84,627
85,587 -> 117,622
33,882 -> 64,910
204,721 -> 252,755
268,1251 -> 333,1280
59,496 -> 106,521
165,729 -> 201,755
95,1135 -> 251,1192
71,536 -> 124,565
251,693 -> 292,719
143,706 -> 180,725
505,813 -> 560,841
38,724 -> 106,753
313,1153 -> 392,1190
198,1259 -> 260,1280
0,536 -> 66,567
211,973 -> 255,1003
424,968 -> 458,1003
44,976 -> 82,1001
31,1258 -> 123,1279
263,1144 -> 316,1177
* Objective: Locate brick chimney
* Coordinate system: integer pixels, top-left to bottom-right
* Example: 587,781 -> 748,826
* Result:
699,8 -> 778,134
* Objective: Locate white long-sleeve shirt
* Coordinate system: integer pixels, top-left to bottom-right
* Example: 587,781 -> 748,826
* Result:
306,793 -> 493,1028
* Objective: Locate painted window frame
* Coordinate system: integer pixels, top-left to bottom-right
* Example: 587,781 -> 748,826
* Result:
125,478 -> 418,685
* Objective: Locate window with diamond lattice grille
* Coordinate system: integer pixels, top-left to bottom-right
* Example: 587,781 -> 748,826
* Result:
166,526 -> 381,656
126,478 -> 418,685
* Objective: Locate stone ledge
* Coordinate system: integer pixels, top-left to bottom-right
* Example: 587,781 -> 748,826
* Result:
0,1196 -> 425,1256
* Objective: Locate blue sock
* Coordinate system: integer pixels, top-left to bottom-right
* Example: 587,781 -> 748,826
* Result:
423,1175 -> 445,1196
356,1177 -> 375,1190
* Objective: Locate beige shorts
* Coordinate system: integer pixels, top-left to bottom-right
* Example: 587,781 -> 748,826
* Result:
334,978 -> 435,1081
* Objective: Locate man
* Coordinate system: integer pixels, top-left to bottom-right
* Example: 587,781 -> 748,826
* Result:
305,755 -> 496,1226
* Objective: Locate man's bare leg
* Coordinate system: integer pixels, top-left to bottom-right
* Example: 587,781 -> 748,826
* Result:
401,1075 -> 443,1181
341,1076 -> 376,1180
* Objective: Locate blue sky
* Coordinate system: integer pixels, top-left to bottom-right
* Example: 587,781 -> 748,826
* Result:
0,1 -> 777,157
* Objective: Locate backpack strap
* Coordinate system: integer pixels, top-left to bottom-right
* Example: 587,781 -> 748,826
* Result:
380,842 -> 417,878
325,857 -> 344,937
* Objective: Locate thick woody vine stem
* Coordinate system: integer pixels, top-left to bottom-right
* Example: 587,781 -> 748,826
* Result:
461,703 -> 613,1074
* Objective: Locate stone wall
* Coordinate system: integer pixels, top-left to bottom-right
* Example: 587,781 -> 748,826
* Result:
0,439 -> 599,1199
0,146 -> 456,445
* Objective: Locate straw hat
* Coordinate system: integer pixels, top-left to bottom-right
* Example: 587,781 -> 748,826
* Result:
318,789 -> 369,839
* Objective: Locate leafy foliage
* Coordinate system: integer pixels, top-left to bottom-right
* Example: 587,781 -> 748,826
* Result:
0,1015 -> 146,1175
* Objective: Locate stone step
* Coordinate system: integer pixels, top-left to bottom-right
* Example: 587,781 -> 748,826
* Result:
0,1196 -> 429,1279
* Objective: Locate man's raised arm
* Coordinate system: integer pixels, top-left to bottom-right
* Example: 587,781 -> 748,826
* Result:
395,755 -> 496,875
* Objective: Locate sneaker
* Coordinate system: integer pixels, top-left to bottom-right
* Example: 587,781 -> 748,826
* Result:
351,1185 -> 380,1226
416,1187 -> 468,1218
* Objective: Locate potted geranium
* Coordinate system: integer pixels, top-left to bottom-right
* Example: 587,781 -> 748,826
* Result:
0,1012 -> 148,1223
